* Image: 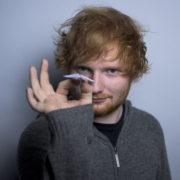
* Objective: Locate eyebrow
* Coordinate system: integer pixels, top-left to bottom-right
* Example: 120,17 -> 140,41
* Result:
75,65 -> 122,72
75,65 -> 93,72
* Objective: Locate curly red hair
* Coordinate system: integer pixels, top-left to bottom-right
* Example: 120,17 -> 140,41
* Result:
55,6 -> 149,80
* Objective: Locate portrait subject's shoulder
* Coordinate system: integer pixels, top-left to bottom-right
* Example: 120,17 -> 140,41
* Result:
127,100 -> 164,136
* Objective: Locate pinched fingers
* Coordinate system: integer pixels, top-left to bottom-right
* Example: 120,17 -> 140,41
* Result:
56,79 -> 73,97
56,79 -> 92,104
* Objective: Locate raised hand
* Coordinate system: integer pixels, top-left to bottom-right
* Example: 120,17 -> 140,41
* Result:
26,59 -> 92,113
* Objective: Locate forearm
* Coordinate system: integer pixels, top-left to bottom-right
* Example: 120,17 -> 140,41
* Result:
17,116 -> 51,180
46,104 -> 94,140
45,104 -> 94,179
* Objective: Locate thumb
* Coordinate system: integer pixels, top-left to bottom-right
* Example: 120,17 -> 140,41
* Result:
56,79 -> 73,96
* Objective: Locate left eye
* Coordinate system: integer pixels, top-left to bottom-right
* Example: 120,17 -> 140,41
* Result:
106,69 -> 119,75
76,67 -> 92,77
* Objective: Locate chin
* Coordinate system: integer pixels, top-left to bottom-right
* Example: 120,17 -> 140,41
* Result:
93,101 -> 120,117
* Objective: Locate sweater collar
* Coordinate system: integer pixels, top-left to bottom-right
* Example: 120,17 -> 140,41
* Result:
93,100 -> 132,145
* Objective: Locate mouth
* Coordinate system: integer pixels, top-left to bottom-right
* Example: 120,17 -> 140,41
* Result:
92,98 -> 108,103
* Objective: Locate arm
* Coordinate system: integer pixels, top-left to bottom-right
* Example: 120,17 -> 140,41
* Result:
45,104 -> 94,179
17,115 -> 51,180
18,104 -> 94,180
18,59 -> 93,179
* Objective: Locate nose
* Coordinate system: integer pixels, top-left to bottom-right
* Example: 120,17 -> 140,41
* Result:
92,72 -> 104,94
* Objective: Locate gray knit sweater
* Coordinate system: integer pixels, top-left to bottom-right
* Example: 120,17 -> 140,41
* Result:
17,100 -> 171,180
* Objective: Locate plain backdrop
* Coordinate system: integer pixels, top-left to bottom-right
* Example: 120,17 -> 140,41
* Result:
0,0 -> 179,179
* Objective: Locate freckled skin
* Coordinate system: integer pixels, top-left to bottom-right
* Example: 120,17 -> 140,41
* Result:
74,44 -> 131,117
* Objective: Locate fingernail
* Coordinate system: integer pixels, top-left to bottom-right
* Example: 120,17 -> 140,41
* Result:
43,58 -> 47,63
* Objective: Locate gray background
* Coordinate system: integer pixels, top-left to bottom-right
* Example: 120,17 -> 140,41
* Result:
0,0 -> 179,179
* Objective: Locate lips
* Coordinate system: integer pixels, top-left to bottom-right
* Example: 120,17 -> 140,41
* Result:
92,98 -> 107,103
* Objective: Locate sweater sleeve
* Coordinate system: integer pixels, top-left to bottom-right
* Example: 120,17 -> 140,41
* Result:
17,114 -> 51,180
46,104 -> 94,141
17,104 -> 94,180
45,104 -> 94,180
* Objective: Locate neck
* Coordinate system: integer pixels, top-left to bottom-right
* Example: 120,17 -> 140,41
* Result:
94,105 -> 123,124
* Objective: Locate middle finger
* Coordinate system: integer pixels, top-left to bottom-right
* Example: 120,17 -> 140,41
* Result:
30,66 -> 45,101
40,59 -> 53,92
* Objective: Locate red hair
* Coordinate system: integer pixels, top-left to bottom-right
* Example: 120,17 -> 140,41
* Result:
55,6 -> 149,80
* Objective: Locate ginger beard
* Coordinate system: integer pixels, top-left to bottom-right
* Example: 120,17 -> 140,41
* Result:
71,43 -> 132,117
92,82 -> 131,117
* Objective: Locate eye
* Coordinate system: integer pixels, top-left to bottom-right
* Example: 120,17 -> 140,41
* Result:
106,68 -> 119,75
76,66 -> 92,77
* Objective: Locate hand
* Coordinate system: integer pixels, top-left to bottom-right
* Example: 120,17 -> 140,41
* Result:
26,59 -> 92,113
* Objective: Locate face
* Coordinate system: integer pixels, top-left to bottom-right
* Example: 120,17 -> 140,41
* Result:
73,44 -> 131,117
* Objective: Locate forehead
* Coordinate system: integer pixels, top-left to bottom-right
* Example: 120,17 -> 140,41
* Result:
83,43 -> 121,67
84,58 -> 120,68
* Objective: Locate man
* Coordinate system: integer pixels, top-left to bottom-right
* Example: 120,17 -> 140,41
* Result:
17,6 -> 171,180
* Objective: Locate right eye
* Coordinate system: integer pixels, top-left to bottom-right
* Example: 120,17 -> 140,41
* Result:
76,66 -> 92,77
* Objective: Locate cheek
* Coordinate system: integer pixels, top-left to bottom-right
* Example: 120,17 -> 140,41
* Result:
105,78 -> 130,94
